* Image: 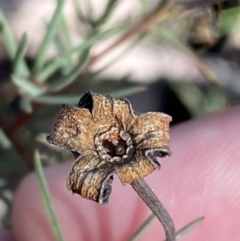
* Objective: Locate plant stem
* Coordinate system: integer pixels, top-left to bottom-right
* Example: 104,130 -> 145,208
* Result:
83,4 -> 183,72
131,179 -> 175,241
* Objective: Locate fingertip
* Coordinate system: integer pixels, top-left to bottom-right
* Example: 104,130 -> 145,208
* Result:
11,106 -> 240,241
11,172 -> 54,241
149,105 -> 240,240
11,162 -> 157,241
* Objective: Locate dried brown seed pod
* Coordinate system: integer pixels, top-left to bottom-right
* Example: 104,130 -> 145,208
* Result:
47,90 -> 172,204
47,91 -> 176,241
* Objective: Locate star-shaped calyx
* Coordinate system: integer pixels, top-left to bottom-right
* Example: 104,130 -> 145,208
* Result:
47,91 -> 171,204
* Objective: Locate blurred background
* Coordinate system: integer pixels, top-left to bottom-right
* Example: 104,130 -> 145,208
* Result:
0,0 -> 240,231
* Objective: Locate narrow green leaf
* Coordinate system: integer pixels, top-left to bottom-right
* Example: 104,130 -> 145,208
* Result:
82,0 -> 94,23
13,33 -> 28,76
32,0 -> 65,74
129,215 -> 204,241
37,58 -> 67,82
11,75 -> 46,97
95,0 -> 119,27
60,16 -> 73,53
0,128 -> 11,149
33,94 -> 81,105
0,131 -> 28,178
72,0 -> 94,26
33,86 -> 146,105
53,34 -> 67,63
128,214 -> 155,241
20,97 -> 33,113
52,25 -> 73,73
47,49 -> 90,92
0,10 -> 29,76
174,217 -> 205,240
38,25 -> 123,82
0,10 -> 16,59
34,150 -> 65,241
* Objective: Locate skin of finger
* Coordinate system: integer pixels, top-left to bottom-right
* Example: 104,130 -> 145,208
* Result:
11,105 -> 240,241
0,229 -> 15,241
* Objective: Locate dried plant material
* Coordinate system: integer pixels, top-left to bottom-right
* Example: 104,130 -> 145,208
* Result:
47,91 -> 176,241
47,91 -> 171,204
